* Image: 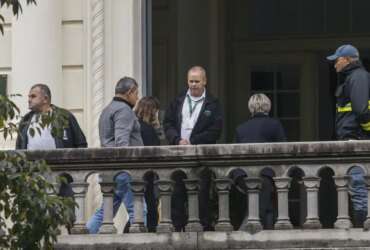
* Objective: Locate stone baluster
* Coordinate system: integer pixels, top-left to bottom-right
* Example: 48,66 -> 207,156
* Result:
242,177 -> 262,233
273,177 -> 293,230
363,176 -> 370,231
70,182 -> 90,234
156,180 -> 174,233
302,176 -> 322,229
99,181 -> 117,234
129,180 -> 147,233
333,175 -> 353,229
184,179 -> 202,232
215,178 -> 233,232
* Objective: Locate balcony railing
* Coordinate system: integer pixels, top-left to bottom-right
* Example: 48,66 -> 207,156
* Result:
21,141 -> 370,249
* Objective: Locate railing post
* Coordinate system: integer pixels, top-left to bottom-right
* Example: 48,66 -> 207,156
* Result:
156,180 -> 174,233
215,178 -> 233,232
303,176 -> 322,229
363,176 -> 370,231
70,182 -> 89,234
273,177 -> 293,230
99,181 -> 117,234
129,180 -> 147,233
333,175 -> 353,229
184,179 -> 202,232
241,177 -> 262,234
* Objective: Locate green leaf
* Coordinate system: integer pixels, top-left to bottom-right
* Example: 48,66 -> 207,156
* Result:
29,127 -> 35,137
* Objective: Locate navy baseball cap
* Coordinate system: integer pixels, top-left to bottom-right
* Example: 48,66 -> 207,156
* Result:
327,44 -> 360,61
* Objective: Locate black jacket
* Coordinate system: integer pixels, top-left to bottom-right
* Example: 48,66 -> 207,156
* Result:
235,113 -> 286,143
335,62 -> 370,140
163,90 -> 223,145
139,120 -> 160,146
16,105 -> 88,149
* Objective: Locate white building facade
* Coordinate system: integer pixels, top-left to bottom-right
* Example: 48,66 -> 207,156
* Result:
0,0 -> 148,148
2,0 -> 370,147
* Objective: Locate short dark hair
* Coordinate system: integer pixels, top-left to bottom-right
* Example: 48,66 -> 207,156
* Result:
115,77 -> 138,95
31,83 -> 51,101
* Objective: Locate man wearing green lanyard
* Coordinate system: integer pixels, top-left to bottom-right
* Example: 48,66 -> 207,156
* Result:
164,66 -> 223,231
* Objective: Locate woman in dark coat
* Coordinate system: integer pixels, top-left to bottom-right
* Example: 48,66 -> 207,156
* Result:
134,96 -> 161,232
231,93 -> 286,230
135,96 -> 161,146
235,93 -> 286,143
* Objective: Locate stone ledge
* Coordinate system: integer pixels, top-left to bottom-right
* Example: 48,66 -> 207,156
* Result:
55,229 -> 370,250
15,140 -> 370,167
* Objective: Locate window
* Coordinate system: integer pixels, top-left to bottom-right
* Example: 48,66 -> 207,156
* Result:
250,65 -> 300,141
248,0 -> 370,36
0,75 -> 7,96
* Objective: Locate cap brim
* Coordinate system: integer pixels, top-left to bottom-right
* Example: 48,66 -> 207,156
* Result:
326,54 -> 338,61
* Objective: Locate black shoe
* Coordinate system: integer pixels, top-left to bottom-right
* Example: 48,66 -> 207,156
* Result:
235,176 -> 247,195
123,221 -> 130,233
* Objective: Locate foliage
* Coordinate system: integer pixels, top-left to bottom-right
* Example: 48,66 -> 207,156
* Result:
0,152 -> 75,249
0,94 -> 20,141
27,107 -> 70,140
0,94 -> 76,250
0,0 -> 36,34
0,1 -> 77,249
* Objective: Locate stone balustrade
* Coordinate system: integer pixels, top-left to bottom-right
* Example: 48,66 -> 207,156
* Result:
19,140 -> 370,249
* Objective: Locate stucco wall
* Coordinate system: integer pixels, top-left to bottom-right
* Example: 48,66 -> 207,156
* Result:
0,0 -> 145,148
0,1 -> 87,148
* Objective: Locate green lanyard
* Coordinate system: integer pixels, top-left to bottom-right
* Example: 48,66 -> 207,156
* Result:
187,95 -> 204,116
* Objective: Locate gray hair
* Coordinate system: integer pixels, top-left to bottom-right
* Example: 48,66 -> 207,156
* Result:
248,93 -> 271,116
31,83 -> 51,102
348,56 -> 360,63
115,77 -> 138,95
188,66 -> 207,80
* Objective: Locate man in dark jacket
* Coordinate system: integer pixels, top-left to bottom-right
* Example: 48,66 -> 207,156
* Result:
164,66 -> 223,231
164,66 -> 222,145
327,44 -> 370,140
16,83 -> 87,150
327,44 -> 369,226
16,83 -> 87,231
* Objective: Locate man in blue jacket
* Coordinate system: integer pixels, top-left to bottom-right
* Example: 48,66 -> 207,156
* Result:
327,44 -> 369,226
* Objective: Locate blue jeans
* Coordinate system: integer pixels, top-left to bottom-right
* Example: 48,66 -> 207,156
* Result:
86,173 -> 147,234
349,166 -> 368,227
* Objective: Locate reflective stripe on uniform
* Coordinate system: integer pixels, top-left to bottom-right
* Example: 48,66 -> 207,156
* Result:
360,121 -> 370,131
337,100 -> 370,113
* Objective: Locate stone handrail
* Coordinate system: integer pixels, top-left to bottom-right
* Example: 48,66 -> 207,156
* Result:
21,140 -> 370,235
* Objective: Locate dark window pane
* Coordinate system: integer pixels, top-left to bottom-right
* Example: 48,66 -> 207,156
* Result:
249,0 -> 277,35
276,65 -> 300,90
251,71 -> 274,91
277,93 -> 300,117
277,0 -> 302,34
281,119 -> 300,141
0,75 -> 7,96
326,0 -> 350,33
352,0 -> 370,33
302,0 -> 325,34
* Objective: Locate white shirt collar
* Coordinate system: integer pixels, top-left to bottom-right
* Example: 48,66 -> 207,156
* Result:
186,88 -> 206,102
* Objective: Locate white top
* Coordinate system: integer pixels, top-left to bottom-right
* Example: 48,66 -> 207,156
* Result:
27,114 -> 56,150
181,89 -> 206,142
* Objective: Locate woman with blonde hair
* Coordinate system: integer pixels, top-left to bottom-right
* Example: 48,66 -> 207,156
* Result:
235,93 -> 286,143
231,93 -> 286,230
135,96 -> 161,146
